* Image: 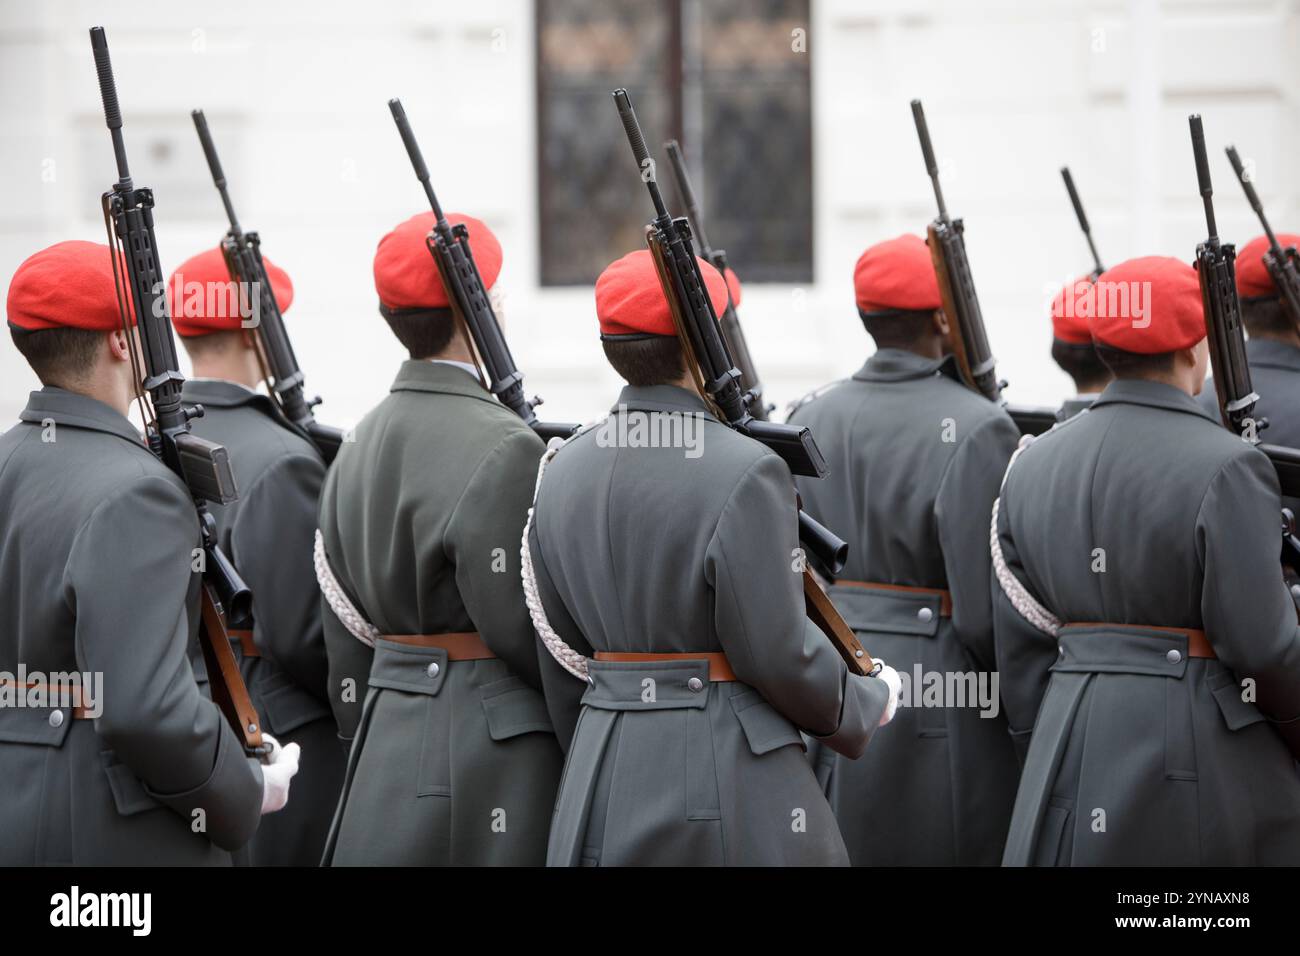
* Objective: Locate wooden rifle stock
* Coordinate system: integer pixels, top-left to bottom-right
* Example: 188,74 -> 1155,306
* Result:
198,584 -> 267,755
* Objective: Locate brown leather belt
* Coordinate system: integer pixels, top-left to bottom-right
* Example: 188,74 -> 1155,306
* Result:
227,629 -> 260,659
1065,622 -> 1217,659
0,680 -> 93,719
834,580 -> 953,617
382,631 -> 496,661
594,651 -> 737,682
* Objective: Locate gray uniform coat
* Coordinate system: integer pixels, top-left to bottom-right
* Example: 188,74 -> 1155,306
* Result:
994,379 -> 1300,865
528,385 -> 890,866
317,361 -> 562,866
789,350 -> 1021,866
1198,337 -> 1300,449
183,379 -> 344,866
0,388 -> 263,865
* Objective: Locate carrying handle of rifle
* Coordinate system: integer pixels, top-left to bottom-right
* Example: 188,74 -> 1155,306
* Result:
90,27 -> 121,131
389,98 -> 446,223
1061,167 -> 1089,232
1189,114 -> 1218,240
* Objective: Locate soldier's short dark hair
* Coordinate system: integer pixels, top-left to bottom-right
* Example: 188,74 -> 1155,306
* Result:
601,335 -> 685,387
1050,338 -> 1110,392
9,326 -> 104,386
380,303 -> 457,359
178,329 -> 244,361
1241,296 -> 1295,339
859,308 -> 937,349
1094,344 -> 1176,379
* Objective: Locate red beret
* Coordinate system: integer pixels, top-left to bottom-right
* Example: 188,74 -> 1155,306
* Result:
853,234 -> 942,315
168,246 -> 294,337
1050,275 -> 1095,345
1235,232 -> 1300,300
7,240 -> 131,332
373,211 -> 502,311
1090,256 -> 1205,354
724,266 -> 742,308
596,249 -> 729,338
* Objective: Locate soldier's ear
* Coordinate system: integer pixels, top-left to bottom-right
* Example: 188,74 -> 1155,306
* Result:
932,308 -> 950,337
105,327 -> 132,364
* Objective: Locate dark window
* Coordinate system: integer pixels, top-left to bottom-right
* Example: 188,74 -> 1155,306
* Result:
536,0 -> 812,286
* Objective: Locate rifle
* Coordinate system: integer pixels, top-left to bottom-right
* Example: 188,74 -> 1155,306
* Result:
910,100 -> 1055,436
191,109 -> 344,464
388,98 -> 577,442
1060,166 -> 1105,280
1224,145 -> 1300,337
1189,114 -> 1300,604
90,27 -> 268,758
614,88 -> 873,677
663,140 -> 770,420
1190,115 -> 1260,438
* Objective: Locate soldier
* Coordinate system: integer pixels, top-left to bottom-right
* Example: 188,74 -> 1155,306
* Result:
1197,232 -> 1300,447
787,234 -> 1020,866
523,249 -> 898,867
0,240 -> 297,865
1049,274 -> 1112,420
993,255 -> 1300,865
315,211 -> 562,866
167,247 -> 344,866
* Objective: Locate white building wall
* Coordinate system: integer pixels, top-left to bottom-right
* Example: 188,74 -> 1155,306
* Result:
2,0 -> 1298,428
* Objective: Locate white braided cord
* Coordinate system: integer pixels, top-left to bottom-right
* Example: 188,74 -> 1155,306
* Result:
990,434 -> 1062,637
314,529 -> 381,648
521,430 -> 596,681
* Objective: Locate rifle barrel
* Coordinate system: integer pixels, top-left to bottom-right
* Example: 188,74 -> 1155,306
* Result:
911,99 -> 947,220
389,98 -> 446,223
1189,114 -> 1218,241
1225,145 -> 1282,253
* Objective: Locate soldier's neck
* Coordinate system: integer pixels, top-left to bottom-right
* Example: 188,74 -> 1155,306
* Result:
190,350 -> 263,390
52,363 -> 135,419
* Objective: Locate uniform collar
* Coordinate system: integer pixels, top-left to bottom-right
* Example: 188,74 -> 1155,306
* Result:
16,387 -> 145,447
1056,395 -> 1097,421
1246,337 -> 1300,372
390,358 -> 495,406
612,384 -> 716,419
1090,378 -> 1216,420
852,348 -> 959,383
182,378 -> 267,410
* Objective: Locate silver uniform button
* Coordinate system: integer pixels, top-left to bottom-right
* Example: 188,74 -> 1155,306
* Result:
687,677 -> 704,692
1166,649 -> 1182,664
1058,645 -> 1065,659
49,709 -> 64,728
917,607 -> 934,623
427,661 -> 440,679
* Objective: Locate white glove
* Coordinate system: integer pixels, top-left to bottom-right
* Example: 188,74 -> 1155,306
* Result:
875,661 -> 902,726
258,733 -> 301,815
